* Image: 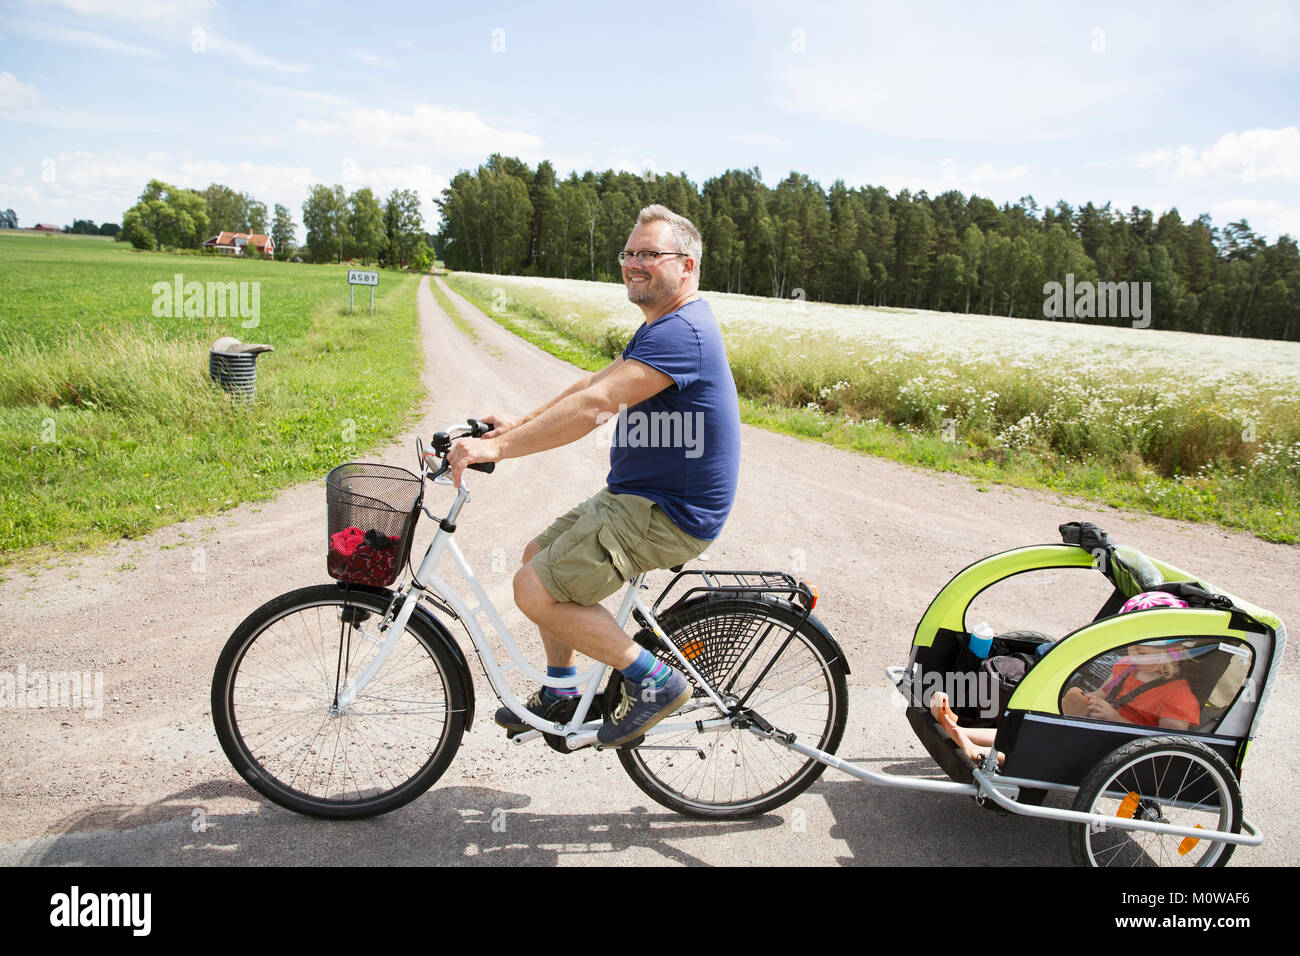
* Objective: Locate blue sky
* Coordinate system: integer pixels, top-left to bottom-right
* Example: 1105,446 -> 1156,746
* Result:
2,0 -> 1298,243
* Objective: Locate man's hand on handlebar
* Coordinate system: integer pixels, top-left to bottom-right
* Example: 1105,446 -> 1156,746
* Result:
480,412 -> 523,438
448,436 -> 502,488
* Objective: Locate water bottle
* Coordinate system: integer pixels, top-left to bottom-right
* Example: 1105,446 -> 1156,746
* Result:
969,621 -> 994,659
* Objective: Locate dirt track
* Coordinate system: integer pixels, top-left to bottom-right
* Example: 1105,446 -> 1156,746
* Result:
1,276 -> 1295,866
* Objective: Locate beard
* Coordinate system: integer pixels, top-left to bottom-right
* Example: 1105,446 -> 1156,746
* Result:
625,270 -> 672,306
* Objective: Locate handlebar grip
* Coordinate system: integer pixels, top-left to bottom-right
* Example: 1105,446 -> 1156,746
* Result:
469,461 -> 495,474
468,418 -> 491,438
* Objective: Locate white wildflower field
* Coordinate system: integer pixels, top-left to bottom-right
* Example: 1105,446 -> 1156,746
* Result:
448,272 -> 1300,541
456,272 -> 1300,385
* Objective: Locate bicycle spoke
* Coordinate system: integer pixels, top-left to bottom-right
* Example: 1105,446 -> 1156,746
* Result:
221,594 -> 461,813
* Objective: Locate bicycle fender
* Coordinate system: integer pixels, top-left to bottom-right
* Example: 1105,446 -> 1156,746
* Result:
801,610 -> 852,675
335,583 -> 477,729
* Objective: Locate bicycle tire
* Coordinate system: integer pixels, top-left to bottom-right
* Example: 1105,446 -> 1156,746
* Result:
1069,735 -> 1242,867
617,595 -> 848,819
211,584 -> 468,818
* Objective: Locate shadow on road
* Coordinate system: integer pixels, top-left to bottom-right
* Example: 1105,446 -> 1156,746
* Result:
16,783 -> 786,867
818,754 -> 1068,866
13,752 -> 1072,866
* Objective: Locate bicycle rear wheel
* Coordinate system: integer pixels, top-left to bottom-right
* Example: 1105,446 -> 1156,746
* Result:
617,595 -> 847,818
211,584 -> 468,818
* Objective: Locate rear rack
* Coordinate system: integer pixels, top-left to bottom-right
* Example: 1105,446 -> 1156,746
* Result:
650,569 -> 817,618
634,567 -> 816,712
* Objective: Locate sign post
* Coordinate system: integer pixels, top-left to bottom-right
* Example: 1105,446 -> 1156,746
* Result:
347,269 -> 379,314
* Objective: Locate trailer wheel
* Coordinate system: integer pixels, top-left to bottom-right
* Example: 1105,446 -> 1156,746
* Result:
1069,735 -> 1241,867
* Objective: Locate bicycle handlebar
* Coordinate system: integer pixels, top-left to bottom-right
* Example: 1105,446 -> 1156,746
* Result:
421,419 -> 497,479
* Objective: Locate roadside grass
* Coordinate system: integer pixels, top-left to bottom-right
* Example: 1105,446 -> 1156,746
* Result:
427,277 -> 479,342
445,276 -> 613,372
445,271 -> 1299,544
0,234 -> 425,569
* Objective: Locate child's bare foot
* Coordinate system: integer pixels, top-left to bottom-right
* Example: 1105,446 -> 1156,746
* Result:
932,691 -> 1006,767
929,691 -> 959,731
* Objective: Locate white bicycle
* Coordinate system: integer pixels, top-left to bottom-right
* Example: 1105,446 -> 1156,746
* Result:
211,420 -> 850,820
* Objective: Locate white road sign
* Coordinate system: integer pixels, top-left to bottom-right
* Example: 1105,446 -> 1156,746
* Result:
348,270 -> 379,286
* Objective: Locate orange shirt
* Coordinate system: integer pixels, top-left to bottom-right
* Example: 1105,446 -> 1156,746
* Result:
1107,664 -> 1200,727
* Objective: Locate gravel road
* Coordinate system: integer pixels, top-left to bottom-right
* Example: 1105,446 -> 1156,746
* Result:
1,275 -> 1295,866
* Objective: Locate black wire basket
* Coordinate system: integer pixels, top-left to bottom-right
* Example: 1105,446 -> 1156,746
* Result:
325,463 -> 423,587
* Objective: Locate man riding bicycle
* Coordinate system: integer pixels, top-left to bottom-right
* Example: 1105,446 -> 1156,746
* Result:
445,204 -> 742,747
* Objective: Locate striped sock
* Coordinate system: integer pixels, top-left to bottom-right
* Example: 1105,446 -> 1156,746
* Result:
545,664 -> 580,699
621,648 -> 670,688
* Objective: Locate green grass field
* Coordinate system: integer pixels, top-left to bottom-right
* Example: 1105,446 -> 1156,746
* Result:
0,234 -> 426,568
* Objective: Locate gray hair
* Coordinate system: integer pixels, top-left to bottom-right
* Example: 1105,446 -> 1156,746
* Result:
636,204 -> 702,272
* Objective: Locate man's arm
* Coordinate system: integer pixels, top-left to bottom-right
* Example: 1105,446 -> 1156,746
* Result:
447,359 -> 673,485
482,356 -> 626,436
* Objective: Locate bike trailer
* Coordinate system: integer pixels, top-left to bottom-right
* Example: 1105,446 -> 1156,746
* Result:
900,522 -> 1285,790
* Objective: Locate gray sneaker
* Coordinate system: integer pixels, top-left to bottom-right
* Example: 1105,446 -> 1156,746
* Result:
494,688 -> 566,734
597,669 -> 692,748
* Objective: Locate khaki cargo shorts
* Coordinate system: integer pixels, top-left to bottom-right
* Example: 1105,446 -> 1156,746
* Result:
530,488 -> 711,606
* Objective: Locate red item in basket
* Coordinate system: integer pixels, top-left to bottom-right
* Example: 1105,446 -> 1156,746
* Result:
328,525 -> 402,585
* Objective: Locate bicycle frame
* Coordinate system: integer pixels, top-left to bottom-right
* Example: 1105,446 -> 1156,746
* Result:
335,476 -> 736,751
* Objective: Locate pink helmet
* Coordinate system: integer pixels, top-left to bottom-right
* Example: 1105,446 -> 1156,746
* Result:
1120,591 -> 1190,614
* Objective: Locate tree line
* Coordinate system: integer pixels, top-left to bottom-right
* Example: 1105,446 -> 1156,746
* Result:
299,185 -> 430,269
436,155 -> 1300,341
117,181 -> 432,268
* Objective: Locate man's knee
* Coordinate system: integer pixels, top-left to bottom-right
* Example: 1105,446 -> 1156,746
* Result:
514,562 -> 552,618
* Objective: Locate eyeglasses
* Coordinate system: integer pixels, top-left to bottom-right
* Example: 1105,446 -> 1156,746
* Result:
617,250 -> 688,267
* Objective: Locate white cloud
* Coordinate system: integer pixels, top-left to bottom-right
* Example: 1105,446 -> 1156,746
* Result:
931,159 -> 1029,190
1134,127 -> 1300,184
1211,199 -> 1300,239
296,104 -> 544,159
966,162 -> 1030,184
0,72 -> 43,110
172,158 -> 319,199
206,32 -> 308,74
13,21 -> 163,57
339,158 -> 447,209
351,49 -> 393,68
27,0 -> 216,26
24,2 -> 306,73
770,4 -> 1137,142
729,132 -> 791,147
231,79 -> 349,108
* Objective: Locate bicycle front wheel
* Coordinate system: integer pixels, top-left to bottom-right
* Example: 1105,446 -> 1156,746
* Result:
618,596 -> 848,819
211,584 -> 468,818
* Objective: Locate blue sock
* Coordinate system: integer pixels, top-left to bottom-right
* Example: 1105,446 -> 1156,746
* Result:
545,664 -> 579,699
621,648 -> 670,688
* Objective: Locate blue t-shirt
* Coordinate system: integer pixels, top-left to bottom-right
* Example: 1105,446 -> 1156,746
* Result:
606,298 -> 741,541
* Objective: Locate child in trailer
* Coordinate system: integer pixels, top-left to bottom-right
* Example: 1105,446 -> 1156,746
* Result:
1059,640 -> 1200,731
929,593 -> 1201,764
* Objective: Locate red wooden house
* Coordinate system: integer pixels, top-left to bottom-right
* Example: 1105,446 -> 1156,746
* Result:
202,231 -> 275,258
